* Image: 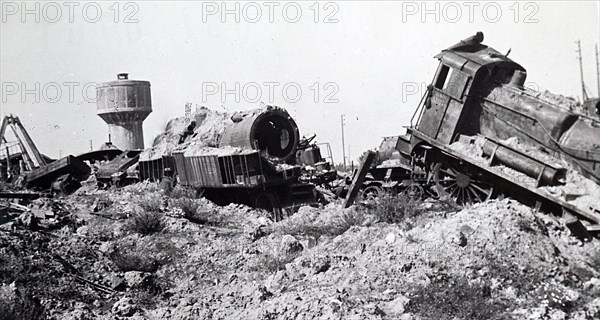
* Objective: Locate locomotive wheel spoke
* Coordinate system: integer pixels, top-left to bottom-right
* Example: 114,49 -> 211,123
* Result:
435,164 -> 494,205
470,187 -> 483,202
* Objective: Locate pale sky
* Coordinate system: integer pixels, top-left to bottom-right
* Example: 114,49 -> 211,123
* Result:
1,1 -> 599,163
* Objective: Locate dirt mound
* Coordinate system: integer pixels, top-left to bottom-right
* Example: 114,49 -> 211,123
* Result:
2,184 -> 600,319
139,107 -> 233,161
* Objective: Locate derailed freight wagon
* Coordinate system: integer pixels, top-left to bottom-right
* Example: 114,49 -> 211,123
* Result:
138,156 -> 177,182
173,149 -> 316,220
171,106 -> 334,219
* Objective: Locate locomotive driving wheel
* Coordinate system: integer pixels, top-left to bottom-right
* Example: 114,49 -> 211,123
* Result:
432,163 -> 494,205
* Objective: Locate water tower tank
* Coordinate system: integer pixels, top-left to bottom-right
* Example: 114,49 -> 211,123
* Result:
96,73 -> 152,150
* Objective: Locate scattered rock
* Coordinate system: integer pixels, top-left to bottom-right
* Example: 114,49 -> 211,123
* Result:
385,232 -> 396,244
451,230 -> 467,247
384,294 -> 410,315
112,297 -> 137,317
16,211 -> 38,229
91,198 -> 109,212
585,298 -> 600,318
583,278 -> 600,293
280,235 -> 303,254
266,270 -> 289,292
256,285 -> 273,301
247,225 -> 266,241
124,271 -> 154,289
312,256 -> 331,274
107,273 -> 126,291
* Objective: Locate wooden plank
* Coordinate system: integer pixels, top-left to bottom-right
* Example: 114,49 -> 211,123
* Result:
586,224 -> 600,232
344,150 -> 376,208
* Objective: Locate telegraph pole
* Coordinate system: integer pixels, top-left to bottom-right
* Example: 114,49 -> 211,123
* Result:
576,40 -> 588,101
596,43 -> 600,97
340,114 -> 346,171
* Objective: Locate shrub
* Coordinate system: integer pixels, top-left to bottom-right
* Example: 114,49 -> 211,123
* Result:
138,196 -> 163,213
173,198 -> 200,219
170,197 -> 221,225
361,191 -> 425,224
168,186 -> 199,199
87,221 -> 117,241
109,243 -> 160,272
406,275 -> 508,320
127,210 -> 165,236
276,209 -> 365,240
253,249 -> 300,273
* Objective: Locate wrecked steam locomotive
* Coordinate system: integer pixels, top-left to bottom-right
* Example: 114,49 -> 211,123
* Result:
366,32 -> 600,237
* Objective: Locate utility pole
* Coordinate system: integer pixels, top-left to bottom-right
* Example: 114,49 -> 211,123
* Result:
89,140 -> 93,151
341,114 -> 346,171
596,43 -> 600,97
576,40 -> 588,101
347,144 -> 351,168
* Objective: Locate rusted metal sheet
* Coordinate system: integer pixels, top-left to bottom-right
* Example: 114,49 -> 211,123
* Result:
76,149 -> 122,162
96,150 -> 141,181
187,155 -> 222,187
174,153 -> 223,188
26,155 -> 90,189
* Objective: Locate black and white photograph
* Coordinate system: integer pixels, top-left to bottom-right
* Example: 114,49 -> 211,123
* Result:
1,1 -> 600,319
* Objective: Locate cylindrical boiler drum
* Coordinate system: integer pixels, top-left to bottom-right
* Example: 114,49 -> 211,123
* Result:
220,107 -> 300,163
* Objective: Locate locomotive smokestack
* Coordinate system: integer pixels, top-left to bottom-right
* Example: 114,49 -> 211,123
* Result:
447,32 -> 484,51
509,70 -> 527,88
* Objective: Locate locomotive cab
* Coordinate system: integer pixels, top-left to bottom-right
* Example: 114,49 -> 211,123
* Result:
403,32 -> 600,185
411,32 -> 525,146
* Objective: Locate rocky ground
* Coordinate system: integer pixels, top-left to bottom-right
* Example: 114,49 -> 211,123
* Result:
1,182 -> 600,320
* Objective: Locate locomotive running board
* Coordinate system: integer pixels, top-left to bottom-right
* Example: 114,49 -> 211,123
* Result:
411,130 -> 600,237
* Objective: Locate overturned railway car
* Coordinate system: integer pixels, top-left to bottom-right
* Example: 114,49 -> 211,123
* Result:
391,32 -> 600,236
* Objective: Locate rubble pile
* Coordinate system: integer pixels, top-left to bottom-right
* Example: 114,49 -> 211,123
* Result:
1,184 -> 600,319
139,107 -> 233,161
534,90 -> 582,114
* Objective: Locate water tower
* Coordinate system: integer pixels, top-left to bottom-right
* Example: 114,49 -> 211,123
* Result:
96,73 -> 152,150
